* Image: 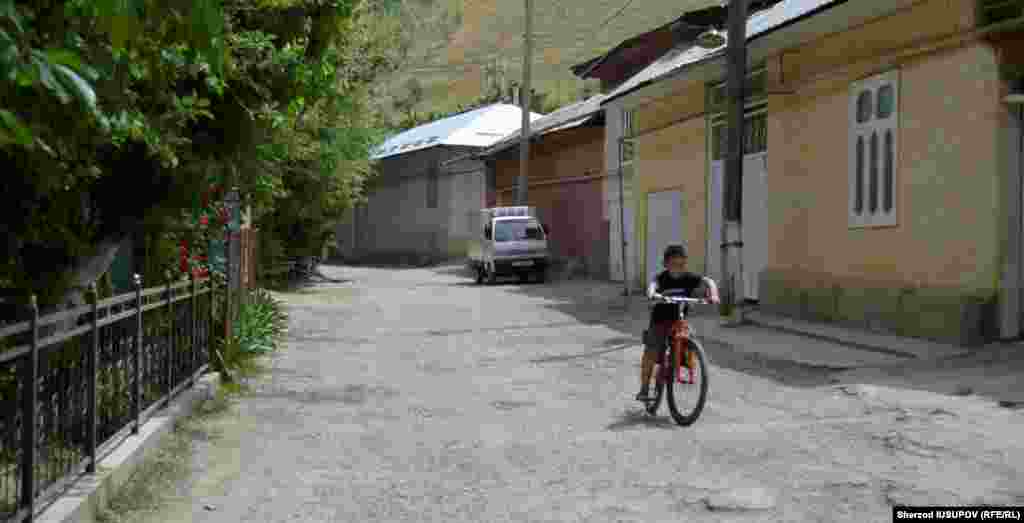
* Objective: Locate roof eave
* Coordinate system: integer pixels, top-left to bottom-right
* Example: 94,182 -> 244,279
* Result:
601,0 -> 871,107
476,110 -> 604,158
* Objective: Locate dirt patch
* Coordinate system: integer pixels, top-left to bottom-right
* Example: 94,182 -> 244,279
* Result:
490,400 -> 538,411
248,384 -> 399,405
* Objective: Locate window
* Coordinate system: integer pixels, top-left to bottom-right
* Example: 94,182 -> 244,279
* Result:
493,218 -> 545,242
427,166 -> 439,208
849,70 -> 898,227
708,68 -> 767,114
621,109 -> 635,168
710,110 -> 767,161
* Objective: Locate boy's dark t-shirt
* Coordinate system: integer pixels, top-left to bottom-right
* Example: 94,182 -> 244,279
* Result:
651,270 -> 704,323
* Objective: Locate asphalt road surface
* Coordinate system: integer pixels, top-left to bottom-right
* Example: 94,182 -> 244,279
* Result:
133,264 -> 1024,523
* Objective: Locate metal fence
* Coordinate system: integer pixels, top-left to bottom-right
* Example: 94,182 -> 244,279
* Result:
0,275 -> 216,523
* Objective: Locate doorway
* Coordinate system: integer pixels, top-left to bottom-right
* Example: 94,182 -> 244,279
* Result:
646,190 -> 684,283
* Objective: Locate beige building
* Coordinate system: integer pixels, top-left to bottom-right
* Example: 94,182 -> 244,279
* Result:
600,0 -> 1024,346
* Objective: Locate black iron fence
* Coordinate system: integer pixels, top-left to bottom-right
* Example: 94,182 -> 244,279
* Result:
0,274 -> 217,523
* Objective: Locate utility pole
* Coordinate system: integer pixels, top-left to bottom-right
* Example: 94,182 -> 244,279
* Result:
516,0 -> 533,205
722,0 -> 748,321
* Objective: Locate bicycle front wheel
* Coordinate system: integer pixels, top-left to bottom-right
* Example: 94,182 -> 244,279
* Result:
666,337 -> 709,426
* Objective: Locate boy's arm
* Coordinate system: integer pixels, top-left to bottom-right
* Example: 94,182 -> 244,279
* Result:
647,277 -> 660,300
701,275 -> 720,303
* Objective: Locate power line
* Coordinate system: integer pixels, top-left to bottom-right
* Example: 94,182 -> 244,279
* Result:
594,0 -> 637,32
393,0 -> 657,77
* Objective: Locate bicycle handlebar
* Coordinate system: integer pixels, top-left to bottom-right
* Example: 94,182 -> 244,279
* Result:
650,294 -> 711,305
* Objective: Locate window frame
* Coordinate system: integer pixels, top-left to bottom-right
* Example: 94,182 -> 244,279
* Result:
849,70 -> 899,228
620,109 -> 635,169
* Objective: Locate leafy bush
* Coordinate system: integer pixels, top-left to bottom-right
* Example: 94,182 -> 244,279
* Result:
211,288 -> 287,382
235,289 -> 287,355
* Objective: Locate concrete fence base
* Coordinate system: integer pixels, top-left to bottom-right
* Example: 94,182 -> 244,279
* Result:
36,373 -> 221,523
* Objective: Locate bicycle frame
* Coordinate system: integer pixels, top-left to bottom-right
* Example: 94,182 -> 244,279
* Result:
658,318 -> 695,385
644,292 -> 711,425
651,294 -> 704,384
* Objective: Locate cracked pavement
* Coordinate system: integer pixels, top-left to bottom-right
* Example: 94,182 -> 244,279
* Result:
133,264 -> 1024,523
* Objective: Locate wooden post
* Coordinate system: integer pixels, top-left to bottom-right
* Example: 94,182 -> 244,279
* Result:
516,0 -> 533,205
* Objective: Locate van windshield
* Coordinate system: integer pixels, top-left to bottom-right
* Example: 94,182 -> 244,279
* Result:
494,219 -> 545,242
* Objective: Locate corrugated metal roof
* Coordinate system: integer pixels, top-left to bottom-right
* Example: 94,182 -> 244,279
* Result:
370,104 -> 544,160
479,93 -> 608,156
601,0 -> 842,104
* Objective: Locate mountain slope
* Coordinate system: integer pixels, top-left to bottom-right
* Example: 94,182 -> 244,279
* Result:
380,0 -> 717,116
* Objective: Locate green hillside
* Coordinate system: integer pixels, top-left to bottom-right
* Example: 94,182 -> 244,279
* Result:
378,0 -> 717,118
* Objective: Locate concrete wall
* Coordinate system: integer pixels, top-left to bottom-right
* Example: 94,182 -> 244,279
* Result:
604,99 -> 641,287
762,0 -> 1005,345
492,125 -> 610,279
634,84 -> 708,284
337,145 -> 485,264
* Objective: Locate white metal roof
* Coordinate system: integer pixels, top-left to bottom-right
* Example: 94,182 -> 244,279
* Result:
480,94 -> 608,157
370,104 -> 544,160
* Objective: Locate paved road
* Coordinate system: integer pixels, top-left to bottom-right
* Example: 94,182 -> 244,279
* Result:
138,264 -> 1024,523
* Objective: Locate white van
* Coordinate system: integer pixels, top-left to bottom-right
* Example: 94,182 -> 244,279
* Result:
467,206 -> 550,284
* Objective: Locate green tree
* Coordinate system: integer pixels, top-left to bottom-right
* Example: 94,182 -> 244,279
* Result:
0,0 -> 404,317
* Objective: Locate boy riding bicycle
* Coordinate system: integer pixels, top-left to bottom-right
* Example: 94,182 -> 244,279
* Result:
636,244 -> 719,402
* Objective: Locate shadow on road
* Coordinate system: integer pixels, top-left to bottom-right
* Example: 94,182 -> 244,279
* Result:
529,344 -> 634,364
437,267 -> 1024,406
430,267 -> 844,389
606,409 -> 678,431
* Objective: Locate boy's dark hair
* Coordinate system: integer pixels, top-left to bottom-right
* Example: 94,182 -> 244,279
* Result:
663,244 -> 687,262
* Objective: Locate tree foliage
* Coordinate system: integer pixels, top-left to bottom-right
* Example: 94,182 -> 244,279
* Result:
0,0 -> 404,310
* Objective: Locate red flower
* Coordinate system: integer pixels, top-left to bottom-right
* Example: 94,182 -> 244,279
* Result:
199,215 -> 209,226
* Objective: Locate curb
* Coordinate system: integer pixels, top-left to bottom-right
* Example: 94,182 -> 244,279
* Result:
35,372 -> 222,523
743,310 -> 970,361
744,317 -> 920,360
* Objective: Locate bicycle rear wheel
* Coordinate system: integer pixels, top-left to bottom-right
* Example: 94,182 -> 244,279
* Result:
666,338 -> 709,426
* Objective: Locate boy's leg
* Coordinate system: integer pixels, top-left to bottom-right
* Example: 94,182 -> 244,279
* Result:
640,351 -> 656,389
637,323 -> 669,400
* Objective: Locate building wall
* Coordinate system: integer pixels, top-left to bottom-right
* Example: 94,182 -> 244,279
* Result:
604,98 -> 640,286
492,125 -> 610,278
633,84 -> 708,284
339,145 -> 485,264
763,0 -> 1005,345
444,159 -> 486,258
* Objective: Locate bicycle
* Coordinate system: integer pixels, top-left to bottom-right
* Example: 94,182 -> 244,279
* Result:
641,290 -> 711,426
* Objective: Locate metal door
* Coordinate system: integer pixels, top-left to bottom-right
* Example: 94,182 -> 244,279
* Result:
646,190 -> 684,283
